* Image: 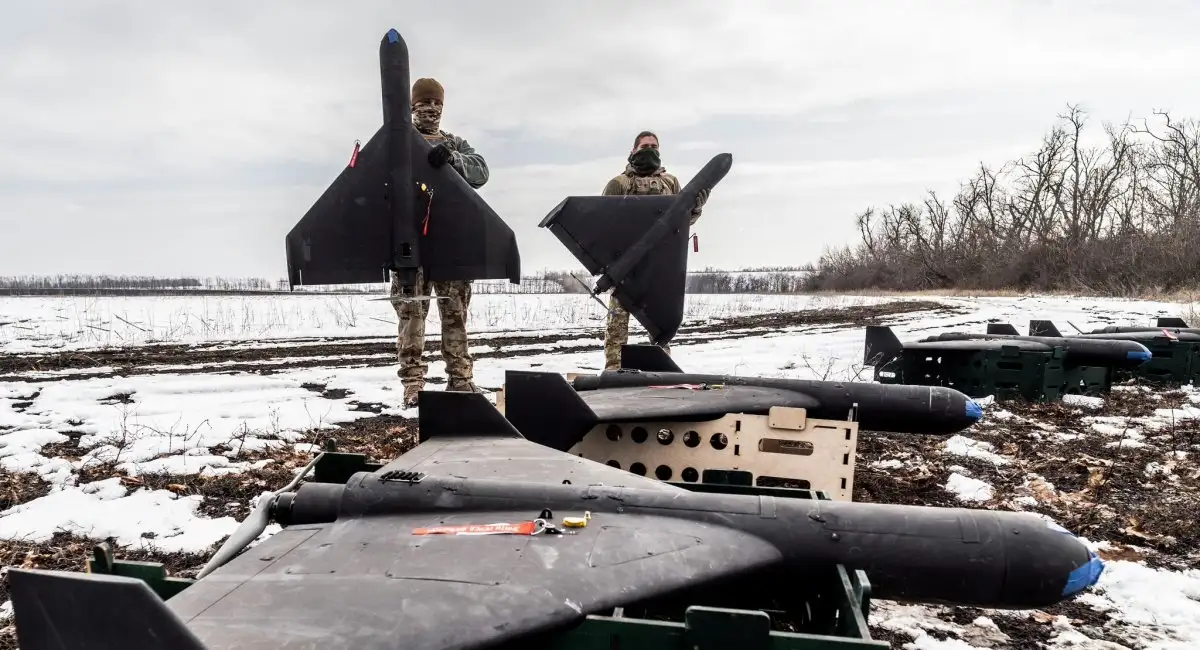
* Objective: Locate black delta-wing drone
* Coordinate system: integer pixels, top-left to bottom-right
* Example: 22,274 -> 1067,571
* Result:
9,391 -> 1103,650
284,28 -> 520,296
540,153 -> 732,345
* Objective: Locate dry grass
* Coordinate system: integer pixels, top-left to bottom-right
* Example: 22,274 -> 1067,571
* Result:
800,286 -> 1200,303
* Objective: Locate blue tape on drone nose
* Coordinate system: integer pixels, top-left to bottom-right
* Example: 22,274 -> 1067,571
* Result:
1045,520 -> 1106,596
1127,349 -> 1152,362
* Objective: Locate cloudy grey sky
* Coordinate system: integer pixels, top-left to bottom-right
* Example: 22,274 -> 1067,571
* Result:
3,0 -> 1200,280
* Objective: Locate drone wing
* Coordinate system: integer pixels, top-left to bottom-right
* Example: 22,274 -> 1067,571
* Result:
285,126 -> 520,287
8,392 -> 782,650
503,369 -> 820,452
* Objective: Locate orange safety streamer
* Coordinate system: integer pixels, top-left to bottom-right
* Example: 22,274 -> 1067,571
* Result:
412,521 -> 539,536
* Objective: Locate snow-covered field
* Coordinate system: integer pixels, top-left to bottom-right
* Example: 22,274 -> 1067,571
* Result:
1,291 -> 1199,649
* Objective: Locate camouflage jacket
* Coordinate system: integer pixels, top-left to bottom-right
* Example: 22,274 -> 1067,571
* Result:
602,163 -> 705,225
422,130 -> 489,189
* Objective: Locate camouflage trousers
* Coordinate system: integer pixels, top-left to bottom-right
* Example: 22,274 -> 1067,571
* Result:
390,268 -> 474,389
604,293 -> 669,370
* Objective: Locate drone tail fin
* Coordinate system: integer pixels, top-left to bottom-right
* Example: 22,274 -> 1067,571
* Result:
1029,320 -> 1062,337
620,343 -> 684,372
8,568 -> 207,650
503,370 -> 597,451
864,324 -> 904,366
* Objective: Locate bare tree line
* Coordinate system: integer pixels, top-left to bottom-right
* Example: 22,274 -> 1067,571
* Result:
0,266 -> 814,296
804,105 -> 1200,295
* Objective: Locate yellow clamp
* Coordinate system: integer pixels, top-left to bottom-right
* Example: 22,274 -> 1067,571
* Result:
562,512 -> 591,528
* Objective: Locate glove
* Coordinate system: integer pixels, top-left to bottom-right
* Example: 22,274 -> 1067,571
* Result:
428,143 -> 453,168
693,188 -> 710,210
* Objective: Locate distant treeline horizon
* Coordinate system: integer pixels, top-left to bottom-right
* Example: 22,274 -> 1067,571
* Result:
805,105 -> 1200,296
0,265 -> 816,296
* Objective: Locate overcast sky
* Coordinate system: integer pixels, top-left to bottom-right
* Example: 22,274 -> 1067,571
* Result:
3,0 -> 1200,280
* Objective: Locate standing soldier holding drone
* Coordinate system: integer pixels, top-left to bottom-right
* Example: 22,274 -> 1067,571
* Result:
390,77 -> 489,408
599,130 -> 709,370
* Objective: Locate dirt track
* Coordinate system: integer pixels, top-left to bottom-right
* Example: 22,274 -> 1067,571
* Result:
0,300 -> 955,382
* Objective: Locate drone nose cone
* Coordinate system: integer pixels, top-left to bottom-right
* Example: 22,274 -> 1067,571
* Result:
386,28 -> 400,43
1127,348 -> 1152,363
1062,552 -> 1106,597
965,399 -> 984,423
1043,520 -> 1106,597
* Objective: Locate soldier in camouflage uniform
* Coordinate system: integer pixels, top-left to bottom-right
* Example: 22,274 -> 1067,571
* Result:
390,77 -> 489,408
600,130 -> 709,370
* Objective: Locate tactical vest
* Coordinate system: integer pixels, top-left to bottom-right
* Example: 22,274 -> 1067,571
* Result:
617,169 -> 681,196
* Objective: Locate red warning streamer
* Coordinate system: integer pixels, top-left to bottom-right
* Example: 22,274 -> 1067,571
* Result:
412,521 -> 539,536
422,191 -> 433,235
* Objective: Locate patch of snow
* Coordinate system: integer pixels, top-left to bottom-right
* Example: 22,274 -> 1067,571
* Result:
1154,405 -> 1200,422
1087,560 -> 1200,648
872,603 -> 966,644
872,602 -> 1010,649
1044,615 -> 1126,648
0,429 -> 77,485
0,429 -> 67,457
117,455 -> 274,477
1106,438 -> 1148,449
1063,394 -> 1105,409
942,434 -> 1010,465
871,459 -> 904,470
944,472 -> 993,503
1091,422 -> 1138,436
0,477 -> 238,553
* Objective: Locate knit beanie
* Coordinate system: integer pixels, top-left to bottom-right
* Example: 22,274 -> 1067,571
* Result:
412,78 -> 444,104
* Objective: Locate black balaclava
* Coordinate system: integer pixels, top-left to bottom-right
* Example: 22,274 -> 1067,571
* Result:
628,147 -> 661,175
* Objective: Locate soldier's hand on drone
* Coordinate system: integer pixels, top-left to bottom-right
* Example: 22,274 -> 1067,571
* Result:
428,143 -> 453,168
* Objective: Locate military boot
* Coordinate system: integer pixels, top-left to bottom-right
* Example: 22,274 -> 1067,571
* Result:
446,378 -> 482,393
402,383 -> 422,409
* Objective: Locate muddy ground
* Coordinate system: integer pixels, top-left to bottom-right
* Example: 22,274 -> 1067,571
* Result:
0,300 -> 954,381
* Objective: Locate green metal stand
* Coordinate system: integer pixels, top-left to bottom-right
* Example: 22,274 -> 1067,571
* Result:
87,542 -> 194,601
876,345 -> 1070,401
1115,339 -> 1200,386
1061,365 -> 1112,396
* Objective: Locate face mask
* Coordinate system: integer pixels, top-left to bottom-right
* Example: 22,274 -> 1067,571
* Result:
628,147 -> 660,174
413,101 -> 442,134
